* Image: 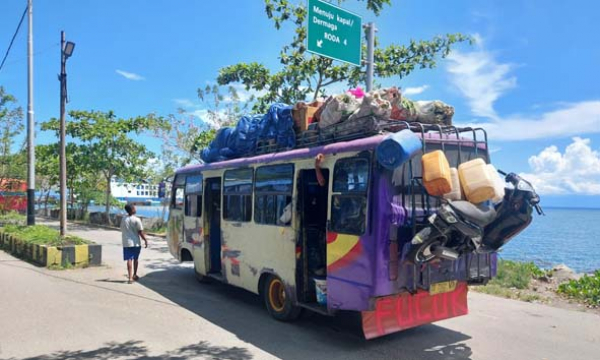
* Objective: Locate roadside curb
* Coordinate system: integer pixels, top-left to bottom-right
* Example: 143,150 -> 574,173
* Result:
0,232 -> 102,268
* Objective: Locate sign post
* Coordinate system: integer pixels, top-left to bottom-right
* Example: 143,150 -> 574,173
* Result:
307,0 -> 362,66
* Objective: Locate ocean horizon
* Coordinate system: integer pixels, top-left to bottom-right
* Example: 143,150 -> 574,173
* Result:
500,207 -> 600,273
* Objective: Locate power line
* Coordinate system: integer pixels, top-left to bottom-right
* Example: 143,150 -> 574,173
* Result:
1,43 -> 59,68
0,6 -> 28,73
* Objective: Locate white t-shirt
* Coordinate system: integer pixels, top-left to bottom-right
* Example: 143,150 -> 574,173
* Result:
121,215 -> 144,247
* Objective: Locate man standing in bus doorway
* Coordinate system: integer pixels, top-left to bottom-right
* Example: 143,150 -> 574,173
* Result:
121,204 -> 148,284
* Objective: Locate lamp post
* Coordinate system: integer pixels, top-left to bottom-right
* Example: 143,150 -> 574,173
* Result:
59,31 -> 75,237
26,0 -> 35,225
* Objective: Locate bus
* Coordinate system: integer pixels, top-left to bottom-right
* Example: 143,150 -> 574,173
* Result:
167,121 -> 500,339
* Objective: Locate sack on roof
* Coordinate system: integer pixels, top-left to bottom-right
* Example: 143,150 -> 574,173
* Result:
200,103 -> 295,163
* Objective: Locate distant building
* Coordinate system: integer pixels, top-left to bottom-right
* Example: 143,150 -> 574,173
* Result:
0,179 -> 27,212
110,178 -> 166,205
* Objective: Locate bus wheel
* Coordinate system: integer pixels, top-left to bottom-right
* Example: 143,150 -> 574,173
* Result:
264,275 -> 301,321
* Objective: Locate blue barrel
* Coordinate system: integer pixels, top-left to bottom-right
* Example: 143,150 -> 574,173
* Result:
376,130 -> 422,170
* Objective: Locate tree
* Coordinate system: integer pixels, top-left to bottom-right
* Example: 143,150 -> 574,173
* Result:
35,144 -> 59,211
0,86 -> 24,179
0,86 -> 25,213
156,85 -> 250,169
42,110 -> 170,223
36,143 -> 104,216
217,0 -> 471,112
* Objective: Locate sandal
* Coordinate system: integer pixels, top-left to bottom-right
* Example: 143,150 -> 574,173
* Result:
133,275 -> 140,281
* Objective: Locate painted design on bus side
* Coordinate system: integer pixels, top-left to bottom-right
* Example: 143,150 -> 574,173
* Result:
326,232 -> 363,272
222,245 -> 241,276
185,225 -> 203,245
168,214 -> 183,257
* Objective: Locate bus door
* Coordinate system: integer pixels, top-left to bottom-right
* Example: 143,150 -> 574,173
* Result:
297,169 -> 329,304
204,177 -> 222,274
167,175 -> 186,259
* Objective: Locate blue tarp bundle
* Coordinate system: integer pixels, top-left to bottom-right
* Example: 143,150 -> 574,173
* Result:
201,103 -> 296,163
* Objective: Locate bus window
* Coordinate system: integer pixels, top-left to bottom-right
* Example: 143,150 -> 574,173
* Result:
223,168 -> 253,222
331,157 -> 369,235
185,175 -> 202,217
254,164 -> 293,226
172,175 -> 186,209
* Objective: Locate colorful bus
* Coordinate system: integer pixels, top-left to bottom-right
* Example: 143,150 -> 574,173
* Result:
167,122 -> 501,339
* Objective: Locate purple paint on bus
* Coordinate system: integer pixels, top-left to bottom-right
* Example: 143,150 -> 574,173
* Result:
327,160 -> 497,312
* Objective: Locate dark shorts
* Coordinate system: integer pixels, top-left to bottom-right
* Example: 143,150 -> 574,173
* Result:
123,246 -> 141,261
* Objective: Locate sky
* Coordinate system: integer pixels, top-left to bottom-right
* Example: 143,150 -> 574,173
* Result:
1,0 -> 599,208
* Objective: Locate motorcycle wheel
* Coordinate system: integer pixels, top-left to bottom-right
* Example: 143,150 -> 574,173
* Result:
408,234 -> 446,265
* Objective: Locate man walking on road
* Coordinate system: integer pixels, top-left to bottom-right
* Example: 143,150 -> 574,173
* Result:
121,204 -> 148,283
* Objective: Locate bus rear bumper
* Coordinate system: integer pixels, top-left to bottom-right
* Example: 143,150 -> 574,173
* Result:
361,282 -> 468,339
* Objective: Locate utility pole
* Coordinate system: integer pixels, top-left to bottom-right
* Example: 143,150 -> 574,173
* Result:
59,31 -> 67,236
26,0 -> 35,226
59,32 -> 75,237
364,22 -> 376,92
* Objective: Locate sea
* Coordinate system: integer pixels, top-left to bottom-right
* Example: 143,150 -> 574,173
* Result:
499,207 -> 600,274
94,205 -> 599,273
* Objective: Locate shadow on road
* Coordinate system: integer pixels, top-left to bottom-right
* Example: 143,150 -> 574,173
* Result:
137,267 -> 473,360
5,340 -> 252,360
96,278 -> 130,284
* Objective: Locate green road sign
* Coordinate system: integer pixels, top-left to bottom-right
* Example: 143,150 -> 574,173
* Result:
307,0 -> 362,66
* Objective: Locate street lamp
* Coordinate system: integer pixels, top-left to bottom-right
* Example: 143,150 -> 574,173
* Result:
59,32 -> 74,237
64,41 -> 75,58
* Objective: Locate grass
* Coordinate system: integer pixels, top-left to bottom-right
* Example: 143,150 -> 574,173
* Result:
0,211 -> 26,224
473,260 -> 549,302
557,270 -> 600,307
149,224 -> 167,234
1,224 -> 89,246
489,260 -> 548,289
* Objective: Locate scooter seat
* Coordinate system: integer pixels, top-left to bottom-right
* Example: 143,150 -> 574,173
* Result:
449,200 -> 497,227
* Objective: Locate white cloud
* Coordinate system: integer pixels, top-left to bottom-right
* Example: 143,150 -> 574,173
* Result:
116,69 -> 145,81
520,137 -> 600,195
173,98 -> 195,107
190,109 -> 229,130
446,37 -> 516,119
457,100 -> 600,141
403,85 -> 429,96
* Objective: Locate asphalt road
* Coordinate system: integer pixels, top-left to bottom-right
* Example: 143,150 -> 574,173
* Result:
0,219 -> 599,360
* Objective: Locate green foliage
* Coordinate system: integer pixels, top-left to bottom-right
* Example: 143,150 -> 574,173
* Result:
217,0 -> 471,112
157,85 -> 249,170
0,86 -> 25,185
148,224 -> 167,234
558,271 -> 600,306
1,224 -> 88,246
0,211 -> 25,223
41,110 -> 170,222
488,260 -> 546,290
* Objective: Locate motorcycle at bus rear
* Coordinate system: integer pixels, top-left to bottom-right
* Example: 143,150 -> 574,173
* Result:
407,171 -> 543,264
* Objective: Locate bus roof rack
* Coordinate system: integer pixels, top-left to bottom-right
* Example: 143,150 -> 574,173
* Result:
253,116 -> 488,158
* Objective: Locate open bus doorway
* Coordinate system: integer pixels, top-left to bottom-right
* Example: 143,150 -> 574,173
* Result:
204,177 -> 222,274
297,169 -> 329,307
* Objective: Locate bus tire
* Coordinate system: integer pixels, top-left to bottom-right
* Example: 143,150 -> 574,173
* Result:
263,275 -> 301,321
